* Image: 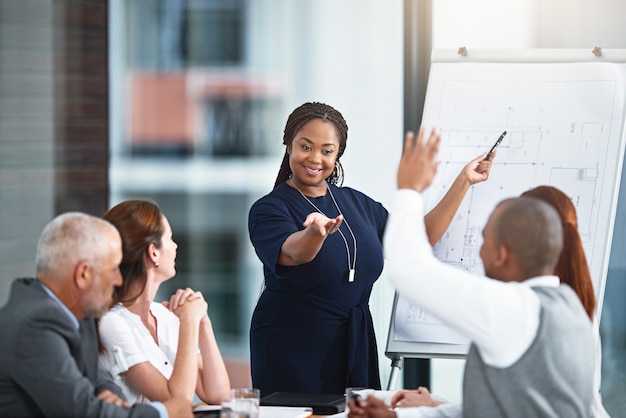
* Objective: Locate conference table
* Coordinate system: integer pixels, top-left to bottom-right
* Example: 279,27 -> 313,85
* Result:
193,405 -> 343,417
194,389 -> 388,417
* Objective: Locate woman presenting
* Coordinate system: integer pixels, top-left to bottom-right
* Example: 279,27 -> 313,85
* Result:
248,102 -> 495,395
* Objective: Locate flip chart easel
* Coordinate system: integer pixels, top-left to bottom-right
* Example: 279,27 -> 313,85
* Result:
385,48 -> 626,390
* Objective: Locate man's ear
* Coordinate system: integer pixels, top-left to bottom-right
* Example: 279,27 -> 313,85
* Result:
494,244 -> 509,268
74,261 -> 91,290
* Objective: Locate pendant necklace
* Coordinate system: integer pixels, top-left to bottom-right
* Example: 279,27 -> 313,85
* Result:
289,177 -> 357,282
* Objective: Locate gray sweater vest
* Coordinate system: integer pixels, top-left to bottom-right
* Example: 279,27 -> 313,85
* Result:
462,285 -> 594,418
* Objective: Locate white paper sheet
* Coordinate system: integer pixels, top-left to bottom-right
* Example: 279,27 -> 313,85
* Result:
193,404 -> 313,418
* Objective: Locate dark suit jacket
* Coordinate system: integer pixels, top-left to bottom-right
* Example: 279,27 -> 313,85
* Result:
0,278 -> 160,418
79,316 -> 127,399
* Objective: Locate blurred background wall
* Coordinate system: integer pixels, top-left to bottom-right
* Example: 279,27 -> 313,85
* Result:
0,0 -> 109,302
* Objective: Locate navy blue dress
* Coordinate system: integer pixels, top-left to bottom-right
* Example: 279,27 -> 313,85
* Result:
248,182 -> 388,395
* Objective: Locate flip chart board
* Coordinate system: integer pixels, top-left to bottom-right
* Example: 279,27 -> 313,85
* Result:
385,49 -> 626,360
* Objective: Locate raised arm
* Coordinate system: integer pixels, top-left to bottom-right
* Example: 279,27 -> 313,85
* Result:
424,151 -> 495,245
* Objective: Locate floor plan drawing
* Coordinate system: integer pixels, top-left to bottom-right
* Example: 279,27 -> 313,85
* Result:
391,59 -> 626,349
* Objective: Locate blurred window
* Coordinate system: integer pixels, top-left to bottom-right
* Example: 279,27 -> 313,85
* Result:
111,0 -> 281,357
128,0 -> 244,70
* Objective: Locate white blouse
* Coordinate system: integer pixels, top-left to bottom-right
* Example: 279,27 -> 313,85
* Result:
98,302 -> 181,405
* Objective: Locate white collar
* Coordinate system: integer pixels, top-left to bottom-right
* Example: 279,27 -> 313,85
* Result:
524,275 -> 560,288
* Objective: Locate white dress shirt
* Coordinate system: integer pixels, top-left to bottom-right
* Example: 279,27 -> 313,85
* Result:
385,190 -> 562,418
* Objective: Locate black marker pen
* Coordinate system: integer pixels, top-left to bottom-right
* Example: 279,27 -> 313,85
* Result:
484,131 -> 506,161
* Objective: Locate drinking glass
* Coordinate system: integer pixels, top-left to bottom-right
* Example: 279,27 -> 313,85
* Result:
230,388 -> 260,418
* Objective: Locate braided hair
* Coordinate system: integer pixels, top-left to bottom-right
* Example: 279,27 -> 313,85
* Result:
273,102 -> 349,189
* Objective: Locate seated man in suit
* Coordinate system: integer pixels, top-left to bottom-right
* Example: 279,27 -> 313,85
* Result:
0,212 -> 192,418
348,129 -> 595,417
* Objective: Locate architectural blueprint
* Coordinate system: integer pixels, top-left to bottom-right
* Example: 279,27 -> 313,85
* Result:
392,60 -> 626,347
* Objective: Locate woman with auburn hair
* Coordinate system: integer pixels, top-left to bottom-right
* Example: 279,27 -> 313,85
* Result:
521,185 -> 608,417
521,186 -> 596,318
98,199 -> 230,406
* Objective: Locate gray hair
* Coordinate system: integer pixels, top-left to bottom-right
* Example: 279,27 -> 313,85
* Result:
36,212 -> 119,276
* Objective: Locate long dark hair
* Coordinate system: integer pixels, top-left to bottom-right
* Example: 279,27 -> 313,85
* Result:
273,102 -> 349,189
522,186 -> 596,319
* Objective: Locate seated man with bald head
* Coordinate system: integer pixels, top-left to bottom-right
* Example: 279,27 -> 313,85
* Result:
348,129 -> 595,418
0,212 -> 191,418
